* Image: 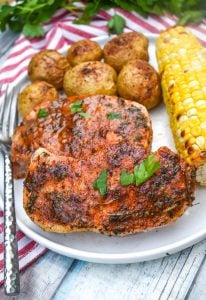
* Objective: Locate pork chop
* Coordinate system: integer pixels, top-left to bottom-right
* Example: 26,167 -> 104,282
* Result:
23,146 -> 196,235
11,95 -> 152,178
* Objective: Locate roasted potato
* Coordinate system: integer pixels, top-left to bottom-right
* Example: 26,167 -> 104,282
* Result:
28,50 -> 70,90
117,59 -> 161,110
67,39 -> 102,66
63,61 -> 117,96
103,32 -> 149,72
18,81 -> 58,117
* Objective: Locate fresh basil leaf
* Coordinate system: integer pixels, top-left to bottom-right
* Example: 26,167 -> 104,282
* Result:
120,170 -> 134,186
107,112 -> 122,120
70,100 -> 83,114
37,108 -> 48,118
79,112 -> 91,118
107,13 -> 126,35
93,169 -> 107,197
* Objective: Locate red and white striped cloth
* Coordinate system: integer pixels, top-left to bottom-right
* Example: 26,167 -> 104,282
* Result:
0,6 -> 206,284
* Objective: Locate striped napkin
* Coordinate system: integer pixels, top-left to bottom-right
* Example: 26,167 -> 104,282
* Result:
0,6 -> 205,284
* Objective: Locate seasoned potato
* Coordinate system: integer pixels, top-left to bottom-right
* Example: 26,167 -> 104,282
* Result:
103,32 -> 149,72
63,61 -> 117,96
28,50 -> 70,90
117,60 -> 161,110
18,81 -> 58,117
67,39 -> 102,66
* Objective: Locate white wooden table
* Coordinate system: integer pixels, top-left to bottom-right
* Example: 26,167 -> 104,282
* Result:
0,240 -> 206,299
0,30 -> 206,300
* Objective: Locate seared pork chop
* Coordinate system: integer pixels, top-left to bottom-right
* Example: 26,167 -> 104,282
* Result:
11,95 -> 152,178
24,146 -> 195,235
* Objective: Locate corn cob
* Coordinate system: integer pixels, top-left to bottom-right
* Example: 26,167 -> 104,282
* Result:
156,26 -> 206,185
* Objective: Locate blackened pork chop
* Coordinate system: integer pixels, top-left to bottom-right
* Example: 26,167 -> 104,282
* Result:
11,95 -> 152,178
23,146 -> 195,235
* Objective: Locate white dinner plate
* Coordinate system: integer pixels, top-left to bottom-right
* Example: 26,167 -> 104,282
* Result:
1,34 -> 206,264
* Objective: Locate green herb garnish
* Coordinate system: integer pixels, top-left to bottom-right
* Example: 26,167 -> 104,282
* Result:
37,108 -> 48,118
120,154 -> 160,187
134,154 -> 160,186
70,101 -> 90,118
120,171 -> 134,186
93,169 -> 107,197
79,112 -> 91,118
107,112 -> 122,120
70,101 -> 83,114
107,14 -> 126,35
0,1 -> 206,38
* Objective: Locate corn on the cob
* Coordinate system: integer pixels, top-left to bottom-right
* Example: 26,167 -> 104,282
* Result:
156,26 -> 206,185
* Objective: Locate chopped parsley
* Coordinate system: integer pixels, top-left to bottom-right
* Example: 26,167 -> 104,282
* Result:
70,100 -> 83,114
37,108 -> 48,118
107,112 -> 122,120
79,112 -> 91,118
120,154 -> 160,187
120,171 -> 134,186
70,100 -> 90,118
93,169 -> 107,197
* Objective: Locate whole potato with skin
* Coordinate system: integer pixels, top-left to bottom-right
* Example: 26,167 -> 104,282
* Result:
117,59 -> 161,110
63,61 -> 117,96
103,32 -> 149,72
28,50 -> 70,90
18,81 -> 58,117
67,39 -> 102,66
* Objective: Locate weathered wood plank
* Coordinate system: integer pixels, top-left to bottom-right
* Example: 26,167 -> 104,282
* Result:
53,240 -> 206,300
0,251 -> 74,300
187,255 -> 206,300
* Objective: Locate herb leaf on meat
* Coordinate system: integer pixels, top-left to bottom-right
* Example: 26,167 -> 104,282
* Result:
120,154 -> 160,187
134,154 -> 160,186
93,169 -> 108,197
107,112 -> 122,120
120,171 -> 134,186
70,101 -> 83,114
79,112 -> 91,118
37,108 -> 48,118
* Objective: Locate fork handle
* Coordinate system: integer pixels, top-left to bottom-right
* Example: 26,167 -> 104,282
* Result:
3,152 -> 20,295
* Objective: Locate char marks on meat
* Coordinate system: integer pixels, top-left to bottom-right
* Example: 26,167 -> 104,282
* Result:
15,95 -> 196,235
11,95 -> 152,178
23,146 -> 195,235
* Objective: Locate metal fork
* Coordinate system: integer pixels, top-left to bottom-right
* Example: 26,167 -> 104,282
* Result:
0,86 -> 20,295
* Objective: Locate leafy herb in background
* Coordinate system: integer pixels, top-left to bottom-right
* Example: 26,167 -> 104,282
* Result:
107,14 -> 126,35
0,0 -> 206,38
120,154 -> 160,187
37,108 -> 48,118
93,169 -> 108,197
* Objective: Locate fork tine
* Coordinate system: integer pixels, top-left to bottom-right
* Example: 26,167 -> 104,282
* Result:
3,86 -> 14,139
9,87 -> 19,137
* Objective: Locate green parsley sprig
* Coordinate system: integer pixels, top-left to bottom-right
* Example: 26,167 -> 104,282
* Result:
93,169 -> 107,197
37,108 -> 48,118
120,154 -> 160,187
0,1 -> 206,38
70,100 -> 91,118
107,112 -> 122,120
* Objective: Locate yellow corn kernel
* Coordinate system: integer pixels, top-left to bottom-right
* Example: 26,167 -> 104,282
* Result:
156,26 -> 206,185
